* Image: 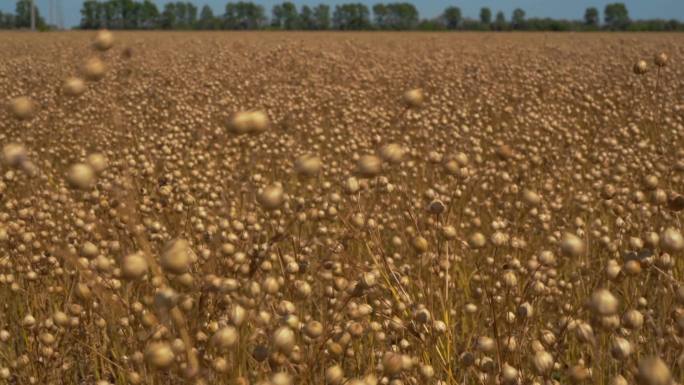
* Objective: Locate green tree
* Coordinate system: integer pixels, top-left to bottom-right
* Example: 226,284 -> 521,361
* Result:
442,6 -> 462,29
97,1 -> 116,28
604,3 -> 629,30
0,11 -> 13,29
281,2 -> 299,29
584,7 -> 599,27
372,3 -> 387,28
372,3 -> 417,30
388,3 -> 418,29
479,7 -> 491,26
184,2 -> 198,28
15,0 -> 46,29
511,8 -> 525,29
161,2 -> 176,28
225,2 -> 264,29
300,5 -> 315,29
494,10 -> 506,30
115,0 -> 137,29
198,4 -> 217,29
80,0 -> 100,29
313,4 -> 330,29
333,3 -> 371,30
139,0 -> 159,29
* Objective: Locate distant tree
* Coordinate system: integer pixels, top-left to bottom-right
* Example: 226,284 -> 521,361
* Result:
97,1 -> 116,28
198,5 -> 216,29
270,4 -> 282,27
511,8 -> 525,29
15,0 -> 46,29
186,3 -> 198,28
114,0 -> 137,29
271,2 -> 298,29
139,0 -> 159,28
372,4 -> 387,28
0,11 -> 11,29
442,6 -> 462,29
161,2 -> 176,29
584,7 -> 599,27
462,17 -> 486,30
479,7 -> 491,26
494,10 -> 506,30
80,0 -> 100,28
225,2 -> 265,29
604,3 -> 629,30
373,3 -> 418,30
174,2 -> 190,28
281,2 -> 299,29
332,3 -> 370,30
300,5 -> 315,29
417,18 -> 445,30
313,4 -> 330,29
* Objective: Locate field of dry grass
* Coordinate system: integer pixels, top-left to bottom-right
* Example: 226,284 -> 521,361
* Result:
1,31 -> 684,385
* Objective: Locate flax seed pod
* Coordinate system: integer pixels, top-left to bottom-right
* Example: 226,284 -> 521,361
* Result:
403,88 -> 424,108
660,228 -> 684,252
64,77 -> 87,97
212,326 -> 238,350
67,163 -> 96,190
257,183 -> 285,210
161,238 -> 192,274
532,351 -> 554,375
560,233 -> 585,257
637,357 -> 671,385
93,29 -> 115,51
357,155 -> 382,178
326,365 -> 344,385
273,326 -> 295,354
82,57 -> 106,81
121,252 -> 148,280
633,60 -> 648,75
295,154 -> 322,177
8,96 -> 35,120
590,289 -> 619,316
145,342 -> 175,369
379,143 -> 404,164
654,53 -> 668,67
3,143 -> 27,168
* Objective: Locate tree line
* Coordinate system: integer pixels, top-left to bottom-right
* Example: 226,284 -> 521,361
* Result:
0,0 -> 682,31
0,0 -> 48,30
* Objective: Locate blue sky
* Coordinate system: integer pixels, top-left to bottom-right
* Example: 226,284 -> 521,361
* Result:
2,0 -> 683,28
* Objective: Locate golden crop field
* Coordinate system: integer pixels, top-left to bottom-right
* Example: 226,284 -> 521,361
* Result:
1,31 -> 684,385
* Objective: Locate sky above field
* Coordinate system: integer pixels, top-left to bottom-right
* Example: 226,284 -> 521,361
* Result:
1,0 -> 683,29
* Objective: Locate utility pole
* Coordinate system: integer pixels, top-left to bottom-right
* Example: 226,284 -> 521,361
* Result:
57,0 -> 64,30
49,0 -> 55,27
30,0 -> 36,31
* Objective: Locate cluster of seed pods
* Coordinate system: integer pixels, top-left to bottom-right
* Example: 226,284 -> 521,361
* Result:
0,30 -> 683,385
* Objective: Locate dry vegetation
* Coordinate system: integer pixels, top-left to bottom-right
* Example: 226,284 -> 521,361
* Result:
1,30 -> 684,385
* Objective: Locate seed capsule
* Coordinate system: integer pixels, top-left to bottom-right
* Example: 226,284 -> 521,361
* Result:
356,155 -> 382,177
145,342 -> 175,369
93,29 -> 115,51
403,88 -> 424,108
82,57 -> 106,81
121,252 -> 148,279
67,163 -> 96,190
161,238 -> 192,274
257,183 -> 285,210
64,77 -> 86,96
8,96 -> 35,120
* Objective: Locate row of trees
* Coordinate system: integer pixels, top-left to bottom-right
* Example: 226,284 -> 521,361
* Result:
74,1 -> 680,31
0,0 -> 47,30
0,0 -> 682,31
